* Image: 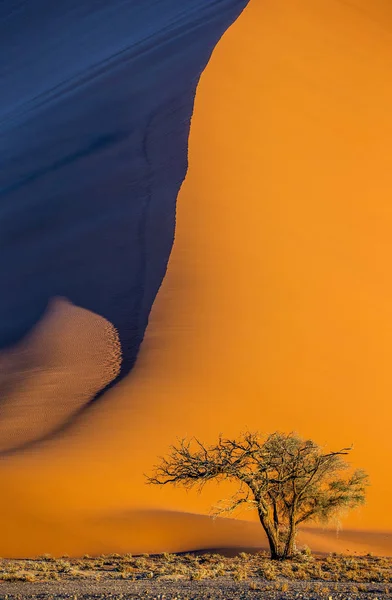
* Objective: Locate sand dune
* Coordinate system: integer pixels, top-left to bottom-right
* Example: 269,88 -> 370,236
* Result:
0,0 -> 392,557
88,511 -> 392,557
1,505 -> 391,557
0,0 -> 248,449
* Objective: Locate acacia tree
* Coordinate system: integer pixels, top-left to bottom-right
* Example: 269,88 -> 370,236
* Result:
147,431 -> 369,560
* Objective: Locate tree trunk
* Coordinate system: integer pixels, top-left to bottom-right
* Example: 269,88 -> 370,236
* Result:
258,508 -> 281,560
283,518 -> 297,559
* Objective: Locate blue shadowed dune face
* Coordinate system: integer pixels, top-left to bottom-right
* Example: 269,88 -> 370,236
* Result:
0,0 -> 249,450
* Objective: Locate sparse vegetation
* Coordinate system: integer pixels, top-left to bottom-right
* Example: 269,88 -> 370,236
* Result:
0,551 -> 390,583
148,431 -> 369,559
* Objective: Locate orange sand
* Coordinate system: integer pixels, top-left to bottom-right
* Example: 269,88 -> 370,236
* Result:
1,0 -> 392,556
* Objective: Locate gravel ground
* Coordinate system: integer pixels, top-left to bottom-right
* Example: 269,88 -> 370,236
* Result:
0,578 -> 390,599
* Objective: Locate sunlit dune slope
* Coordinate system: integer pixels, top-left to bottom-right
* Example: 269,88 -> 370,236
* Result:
1,0 -> 392,556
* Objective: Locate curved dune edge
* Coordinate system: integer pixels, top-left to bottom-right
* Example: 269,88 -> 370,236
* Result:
85,511 -> 392,557
0,0 -> 392,557
0,298 -> 121,453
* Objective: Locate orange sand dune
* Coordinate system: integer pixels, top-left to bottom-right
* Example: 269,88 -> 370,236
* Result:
82,512 -> 392,557
1,0 -> 392,556
64,512 -> 392,557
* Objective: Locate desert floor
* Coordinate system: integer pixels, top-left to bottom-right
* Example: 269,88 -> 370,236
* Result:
0,551 -> 391,598
0,578 -> 390,599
